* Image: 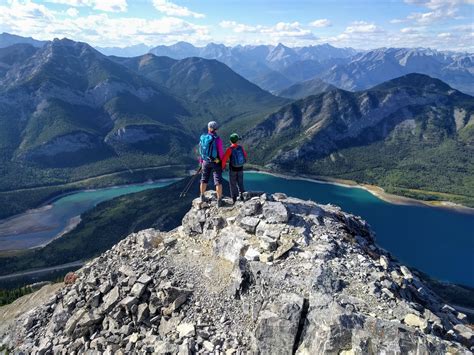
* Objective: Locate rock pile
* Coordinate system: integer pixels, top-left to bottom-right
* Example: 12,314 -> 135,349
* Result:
1,192 -> 473,354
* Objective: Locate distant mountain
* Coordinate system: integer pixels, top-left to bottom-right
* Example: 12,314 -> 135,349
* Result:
247,74 -> 474,206
0,39 -> 189,169
149,42 -> 474,96
321,48 -> 474,95
112,54 -> 288,134
96,44 -> 152,57
149,41 -> 200,59
276,78 -> 336,99
149,42 -> 356,91
0,32 -> 46,48
0,44 -> 39,78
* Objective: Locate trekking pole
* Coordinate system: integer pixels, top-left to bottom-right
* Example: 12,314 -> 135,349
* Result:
179,166 -> 202,198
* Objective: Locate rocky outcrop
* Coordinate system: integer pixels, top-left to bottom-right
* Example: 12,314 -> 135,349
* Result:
1,192 -> 473,354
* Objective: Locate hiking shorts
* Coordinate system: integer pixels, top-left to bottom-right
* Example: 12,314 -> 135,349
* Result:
201,161 -> 223,186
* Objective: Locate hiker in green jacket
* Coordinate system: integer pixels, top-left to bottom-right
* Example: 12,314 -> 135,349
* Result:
222,133 -> 248,204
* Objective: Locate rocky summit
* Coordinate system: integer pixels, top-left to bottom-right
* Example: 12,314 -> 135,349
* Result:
1,192 -> 473,354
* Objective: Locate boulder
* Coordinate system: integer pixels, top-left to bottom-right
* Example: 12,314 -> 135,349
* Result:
101,286 -> 120,313
177,323 -> 195,338
262,202 -> 289,224
254,293 -> 304,354
238,216 -> 260,234
404,313 -> 428,331
213,225 -> 248,263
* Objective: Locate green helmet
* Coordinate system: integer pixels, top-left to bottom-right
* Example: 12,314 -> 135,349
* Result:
230,133 -> 240,143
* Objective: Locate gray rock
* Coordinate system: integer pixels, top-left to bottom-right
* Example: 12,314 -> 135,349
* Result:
203,340 -> 215,352
177,323 -> 195,338
137,274 -> 153,285
400,265 -> 414,280
273,240 -> 295,260
256,221 -> 285,239
159,316 -> 182,337
379,255 -> 389,270
263,202 -> 289,223
64,308 -> 87,335
238,216 -> 260,234
131,282 -> 147,298
137,304 -> 149,323
244,247 -> 260,261
120,296 -> 138,309
135,228 -> 161,249
254,293 -> 304,355
213,225 -> 248,263
77,310 -> 104,328
404,313 -> 428,331
240,200 -> 262,217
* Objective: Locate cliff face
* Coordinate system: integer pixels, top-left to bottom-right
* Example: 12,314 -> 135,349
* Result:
1,192 -> 473,354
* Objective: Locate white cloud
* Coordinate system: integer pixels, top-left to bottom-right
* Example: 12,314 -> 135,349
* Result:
219,20 -> 316,43
219,20 -> 261,33
93,0 -> 127,12
437,32 -> 452,38
400,26 -> 427,33
452,23 -> 474,32
345,21 -> 383,34
45,0 -> 127,12
66,7 -> 79,16
404,0 -> 472,10
152,0 -> 204,18
403,0 -> 472,24
308,19 -> 331,28
0,1 -> 209,47
407,8 -> 458,24
390,18 -> 407,24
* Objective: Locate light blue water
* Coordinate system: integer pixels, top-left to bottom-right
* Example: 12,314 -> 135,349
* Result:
0,180 -> 175,251
1,173 -> 473,286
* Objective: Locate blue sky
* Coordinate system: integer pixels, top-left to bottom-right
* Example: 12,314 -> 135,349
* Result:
0,0 -> 472,51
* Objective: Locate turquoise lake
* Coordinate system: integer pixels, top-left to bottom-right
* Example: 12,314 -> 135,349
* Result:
0,180 -> 175,252
1,172 -> 473,287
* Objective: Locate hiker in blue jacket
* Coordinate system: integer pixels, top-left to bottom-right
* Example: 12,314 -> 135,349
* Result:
199,121 -> 225,207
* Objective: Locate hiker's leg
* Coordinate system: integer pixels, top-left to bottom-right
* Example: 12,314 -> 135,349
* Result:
213,162 -> 223,200
216,184 -> 223,200
229,170 -> 238,199
237,170 -> 244,194
200,162 -> 211,196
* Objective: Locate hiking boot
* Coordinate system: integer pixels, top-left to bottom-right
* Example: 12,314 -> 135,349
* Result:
239,193 -> 245,202
217,198 -> 224,208
200,194 -> 207,203
232,196 -> 237,204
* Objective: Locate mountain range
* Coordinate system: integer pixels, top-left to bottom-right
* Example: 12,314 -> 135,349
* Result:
147,41 -> 474,96
0,33 -> 473,212
149,42 -> 356,92
0,32 -> 46,49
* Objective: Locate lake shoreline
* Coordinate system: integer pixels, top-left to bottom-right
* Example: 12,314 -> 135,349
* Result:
249,169 -> 474,215
0,177 -> 182,226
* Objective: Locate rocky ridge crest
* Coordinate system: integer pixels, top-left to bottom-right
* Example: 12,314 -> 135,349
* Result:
1,192 -> 473,354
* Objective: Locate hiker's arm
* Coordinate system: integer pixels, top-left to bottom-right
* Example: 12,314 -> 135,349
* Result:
221,148 -> 231,169
217,137 -> 224,161
242,146 -> 248,159
196,144 -> 203,165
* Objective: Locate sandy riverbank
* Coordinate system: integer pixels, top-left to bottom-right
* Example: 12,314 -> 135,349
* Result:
250,170 -> 474,215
